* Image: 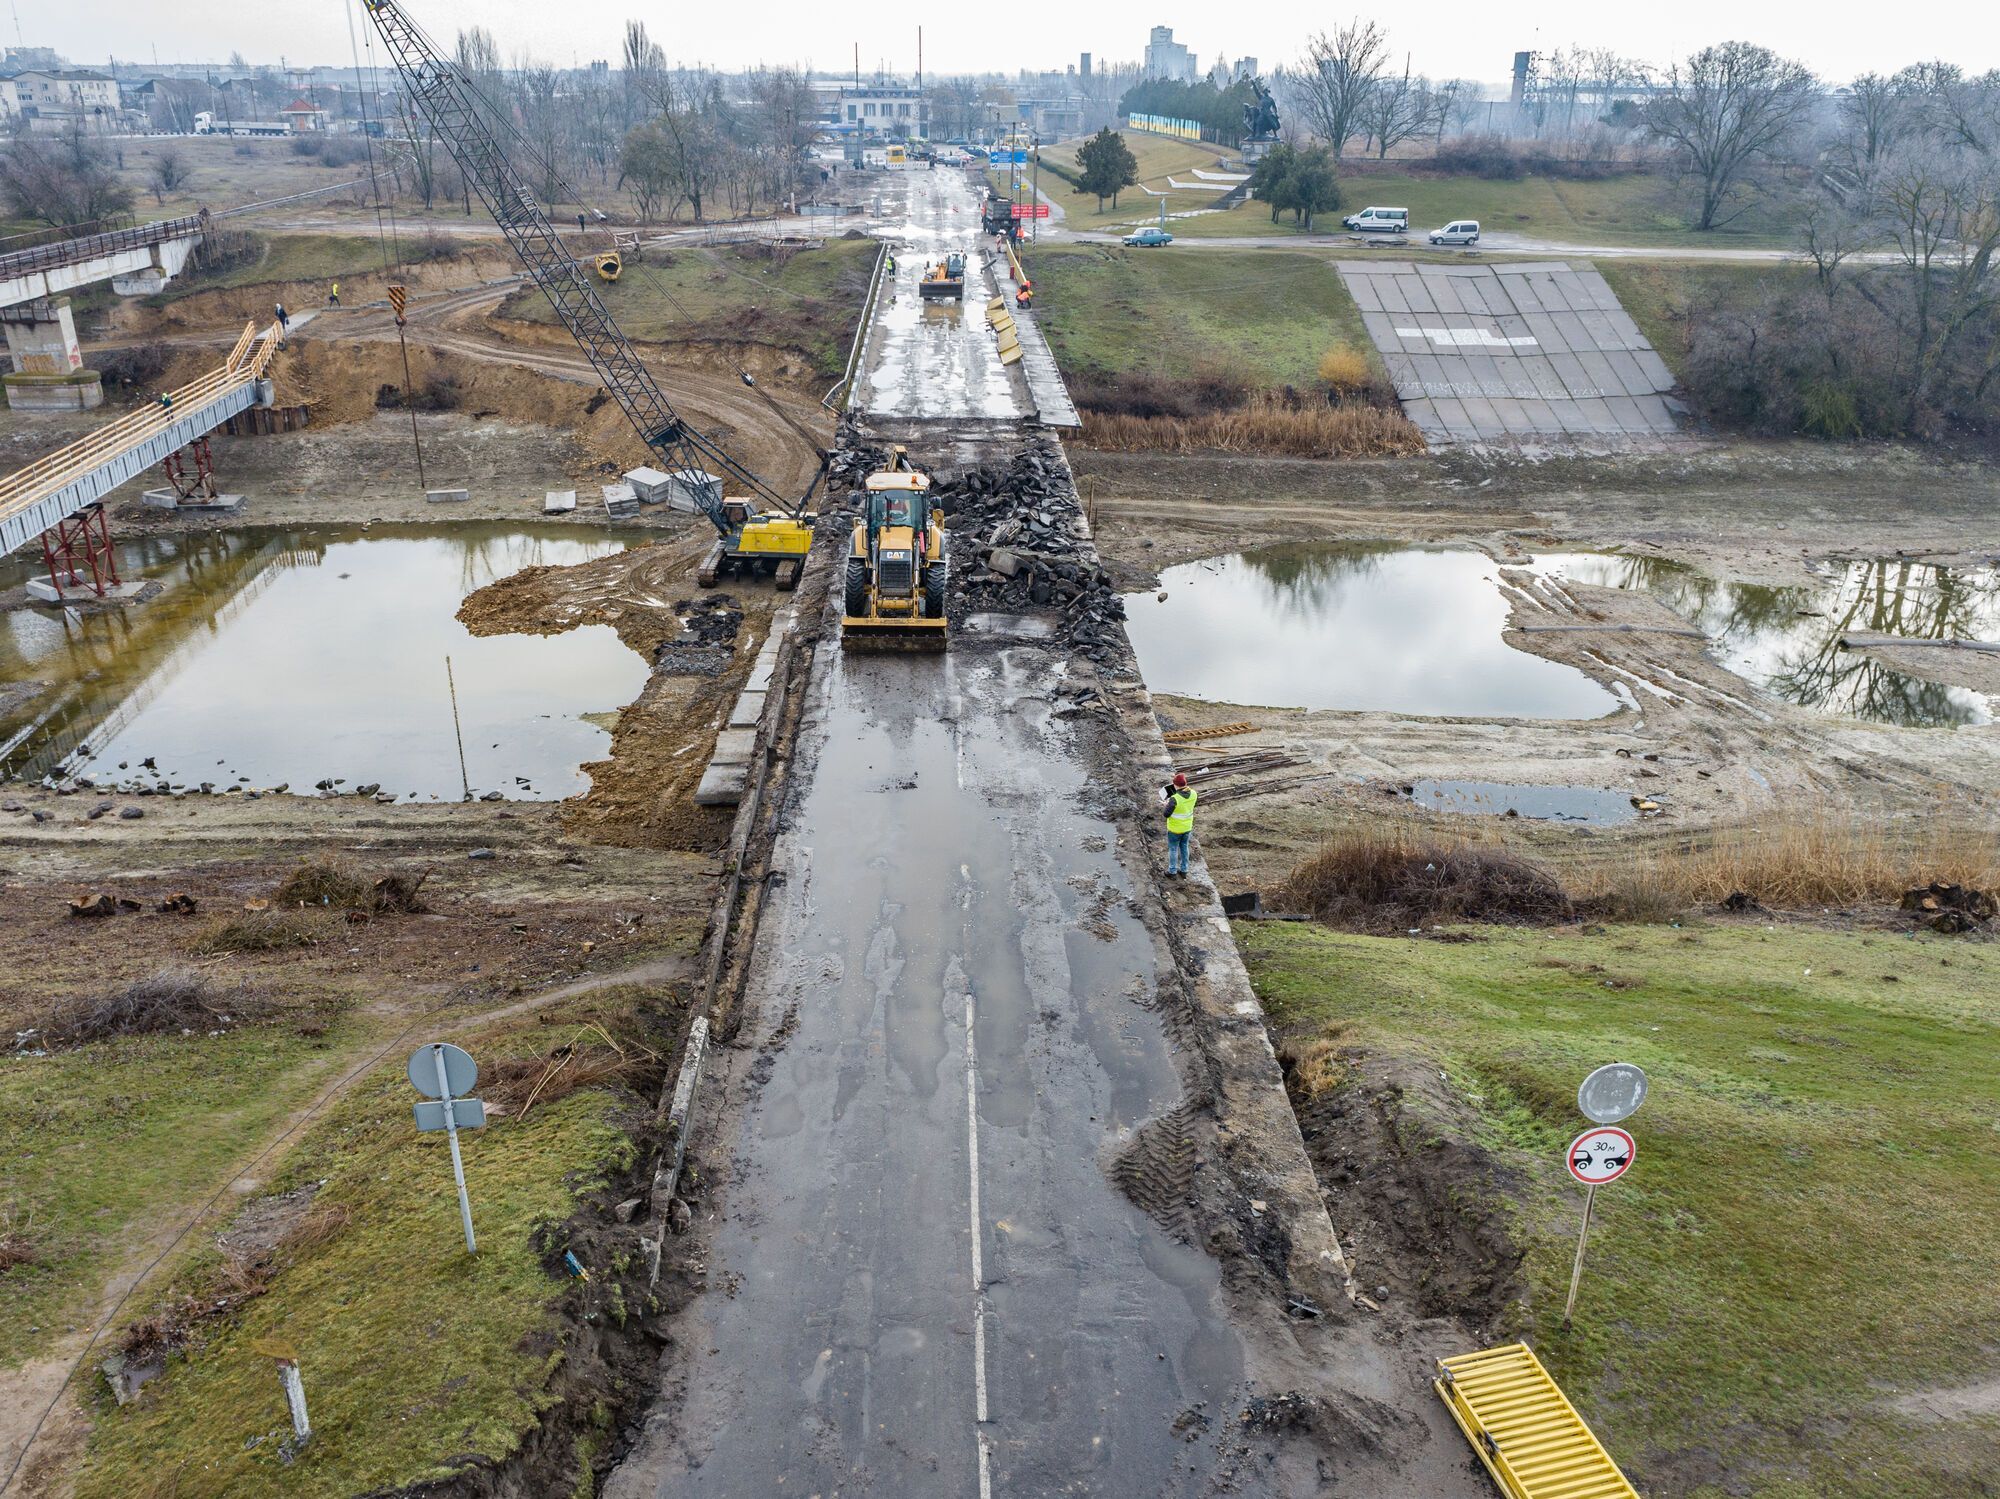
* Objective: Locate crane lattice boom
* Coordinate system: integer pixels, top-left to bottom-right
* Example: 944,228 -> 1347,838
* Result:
359,0 -> 786,514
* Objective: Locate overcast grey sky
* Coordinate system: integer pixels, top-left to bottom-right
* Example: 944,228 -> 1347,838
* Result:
45,1 -> 2000,86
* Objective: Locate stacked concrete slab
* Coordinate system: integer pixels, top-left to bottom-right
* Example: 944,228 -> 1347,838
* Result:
693,608 -> 790,806
1337,260 -> 1681,442
624,466 -> 672,504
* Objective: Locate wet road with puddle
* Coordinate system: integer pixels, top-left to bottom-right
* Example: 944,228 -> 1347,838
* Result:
606,168 -> 1270,1499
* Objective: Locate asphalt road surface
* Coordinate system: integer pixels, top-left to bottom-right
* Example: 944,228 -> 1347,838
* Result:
604,168 -> 1289,1498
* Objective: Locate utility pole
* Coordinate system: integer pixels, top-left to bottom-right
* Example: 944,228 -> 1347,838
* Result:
1031,130 -> 1040,243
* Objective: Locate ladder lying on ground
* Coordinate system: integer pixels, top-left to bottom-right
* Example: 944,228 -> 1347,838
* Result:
1436,1344 -> 1640,1499
0,320 -> 281,557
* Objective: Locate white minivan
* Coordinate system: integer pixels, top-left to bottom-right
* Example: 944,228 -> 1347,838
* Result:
1343,205 -> 1409,233
1429,219 -> 1481,246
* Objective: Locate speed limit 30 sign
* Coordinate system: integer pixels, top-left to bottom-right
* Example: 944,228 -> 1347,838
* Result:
1566,1126 -> 1636,1186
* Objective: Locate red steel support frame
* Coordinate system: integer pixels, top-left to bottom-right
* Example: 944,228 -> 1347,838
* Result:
39,503 -> 120,599
162,436 -> 217,499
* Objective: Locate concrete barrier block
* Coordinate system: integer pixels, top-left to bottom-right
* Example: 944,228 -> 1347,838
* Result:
693,763 -> 747,806
426,488 -> 469,504
710,729 -> 757,766
726,691 -> 767,729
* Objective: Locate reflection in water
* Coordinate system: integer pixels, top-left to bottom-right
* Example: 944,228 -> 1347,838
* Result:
1121,545 -> 1621,718
0,524 -> 642,798
1410,778 -> 1638,826
1535,555 -> 2000,728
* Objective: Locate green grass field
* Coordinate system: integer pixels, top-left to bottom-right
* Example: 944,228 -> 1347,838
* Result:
0,1004 -> 361,1371
1025,244 -> 1379,388
148,232 -> 387,305
497,237 -> 876,376
76,986 -> 676,1497
1169,170 -> 1804,248
1596,259 -> 1812,382
1004,132 -> 1240,233
1243,919 -> 2000,1499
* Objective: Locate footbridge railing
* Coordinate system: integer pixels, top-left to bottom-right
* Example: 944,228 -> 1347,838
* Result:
0,319 -> 282,556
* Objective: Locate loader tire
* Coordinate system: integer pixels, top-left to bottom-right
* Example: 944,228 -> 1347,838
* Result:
844,558 -> 869,619
922,561 -> 947,619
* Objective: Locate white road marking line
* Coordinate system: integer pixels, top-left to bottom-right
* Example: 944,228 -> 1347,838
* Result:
965,987 -> 993,1488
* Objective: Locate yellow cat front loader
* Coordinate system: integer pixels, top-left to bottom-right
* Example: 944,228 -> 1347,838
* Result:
841,448 -> 947,651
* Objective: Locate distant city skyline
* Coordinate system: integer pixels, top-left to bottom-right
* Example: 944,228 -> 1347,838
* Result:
28,1 -> 2000,87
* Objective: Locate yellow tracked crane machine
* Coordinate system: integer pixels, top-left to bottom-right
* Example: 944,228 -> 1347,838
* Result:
362,0 -> 815,590
842,447 -> 948,651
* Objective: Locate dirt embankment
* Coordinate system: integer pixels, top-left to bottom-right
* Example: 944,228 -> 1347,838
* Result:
1079,444 -> 2000,900
121,245 -> 521,339
456,535 -> 777,851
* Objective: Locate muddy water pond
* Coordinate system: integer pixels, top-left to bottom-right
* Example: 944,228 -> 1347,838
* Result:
1408,778 -> 1638,826
1121,545 -> 1622,718
1533,554 -> 2000,728
0,524 -> 643,798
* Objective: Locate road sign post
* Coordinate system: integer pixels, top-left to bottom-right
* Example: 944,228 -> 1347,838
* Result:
408,1042 -> 485,1254
1562,1124 -> 1636,1326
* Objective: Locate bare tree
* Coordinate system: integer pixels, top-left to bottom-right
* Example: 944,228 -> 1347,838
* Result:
1871,142 -> 2000,423
149,147 -> 190,205
0,127 -> 136,227
1840,73 -> 1912,173
1360,68 -> 1432,159
1646,41 -> 1820,230
635,66 -> 724,222
1292,20 -> 1390,159
1909,63 -> 2000,156
397,93 -> 439,210
621,21 -> 665,130
512,57 -> 566,205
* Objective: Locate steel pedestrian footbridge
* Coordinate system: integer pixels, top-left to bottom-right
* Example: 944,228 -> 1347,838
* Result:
0,319 -> 282,557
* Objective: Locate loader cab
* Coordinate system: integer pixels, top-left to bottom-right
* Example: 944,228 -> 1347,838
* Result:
863,470 -> 933,548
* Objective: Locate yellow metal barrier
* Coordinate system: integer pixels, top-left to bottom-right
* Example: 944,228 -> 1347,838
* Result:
1435,1344 -> 1638,1499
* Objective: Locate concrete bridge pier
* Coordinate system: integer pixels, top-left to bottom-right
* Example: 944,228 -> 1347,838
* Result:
3,297 -> 101,411
109,232 -> 201,297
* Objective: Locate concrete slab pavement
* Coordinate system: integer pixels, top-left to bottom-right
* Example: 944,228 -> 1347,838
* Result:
1339,260 -> 1682,442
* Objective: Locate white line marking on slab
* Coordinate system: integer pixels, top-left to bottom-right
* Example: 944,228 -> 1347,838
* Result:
966,986 -> 993,1483
1395,326 -> 1539,348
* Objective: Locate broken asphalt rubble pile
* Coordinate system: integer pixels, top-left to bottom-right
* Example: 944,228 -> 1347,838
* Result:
828,428 -> 1128,667
1899,881 -> 1997,934
654,594 -> 742,677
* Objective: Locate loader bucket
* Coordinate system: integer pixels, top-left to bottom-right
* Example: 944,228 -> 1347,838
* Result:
841,613 -> 950,652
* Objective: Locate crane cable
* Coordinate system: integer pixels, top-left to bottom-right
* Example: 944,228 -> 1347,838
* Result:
346,0 -> 427,489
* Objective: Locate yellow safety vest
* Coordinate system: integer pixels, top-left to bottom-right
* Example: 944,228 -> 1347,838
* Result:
1167,788 -> 1197,834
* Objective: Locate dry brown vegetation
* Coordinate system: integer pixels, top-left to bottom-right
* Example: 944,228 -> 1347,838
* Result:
189,910 -> 326,955
22,968 -> 272,1050
1279,821 -> 1573,930
1080,393 -> 1427,459
0,1205 -> 40,1274
271,857 -> 429,914
1278,813 -> 2000,928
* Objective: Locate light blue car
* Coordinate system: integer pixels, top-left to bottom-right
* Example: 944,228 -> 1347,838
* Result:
1122,227 -> 1174,247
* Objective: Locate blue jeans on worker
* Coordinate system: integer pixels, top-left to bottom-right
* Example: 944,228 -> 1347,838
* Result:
1167,830 -> 1190,875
